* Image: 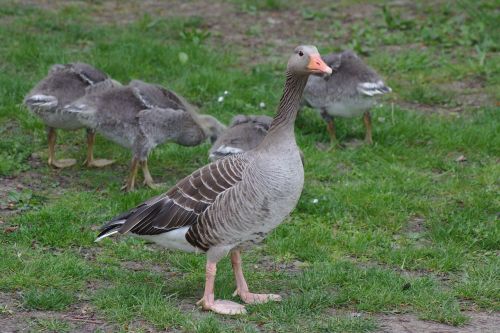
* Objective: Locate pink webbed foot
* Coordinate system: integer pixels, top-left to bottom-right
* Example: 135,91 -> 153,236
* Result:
233,290 -> 282,304
197,298 -> 246,315
85,158 -> 115,168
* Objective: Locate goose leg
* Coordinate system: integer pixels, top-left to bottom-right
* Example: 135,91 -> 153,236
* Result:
321,110 -> 337,144
121,157 -> 139,192
47,127 -> 76,168
84,129 -> 114,168
196,260 -> 246,315
363,111 -> 373,145
231,250 -> 282,304
140,159 -> 157,189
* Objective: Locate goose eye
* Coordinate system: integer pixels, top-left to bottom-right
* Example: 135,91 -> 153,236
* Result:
298,51 -> 304,57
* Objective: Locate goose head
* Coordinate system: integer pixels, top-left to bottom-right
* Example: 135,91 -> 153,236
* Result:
198,114 -> 227,144
287,45 -> 332,77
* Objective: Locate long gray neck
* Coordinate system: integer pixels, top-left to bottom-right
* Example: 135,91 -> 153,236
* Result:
261,71 -> 308,146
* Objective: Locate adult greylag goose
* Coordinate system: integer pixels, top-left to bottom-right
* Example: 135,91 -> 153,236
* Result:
303,50 -> 391,144
65,80 -> 225,191
24,63 -> 117,168
208,115 -> 273,161
95,46 -> 332,315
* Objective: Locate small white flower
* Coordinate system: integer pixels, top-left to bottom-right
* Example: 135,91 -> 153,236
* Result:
259,102 -> 266,108
217,96 -> 224,102
312,198 -> 319,204
223,90 -> 229,95
378,117 -> 385,123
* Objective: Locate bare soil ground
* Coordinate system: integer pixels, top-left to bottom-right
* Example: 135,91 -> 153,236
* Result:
377,312 -> 500,333
0,291 -> 117,333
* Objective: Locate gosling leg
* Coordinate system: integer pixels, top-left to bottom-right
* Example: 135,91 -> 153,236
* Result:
47,127 -> 76,168
84,129 -> 114,168
363,111 -> 373,145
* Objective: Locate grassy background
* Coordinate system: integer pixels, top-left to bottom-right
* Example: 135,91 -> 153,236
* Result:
0,0 -> 498,332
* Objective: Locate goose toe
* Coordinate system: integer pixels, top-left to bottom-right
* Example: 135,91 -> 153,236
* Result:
234,290 -> 282,304
197,298 -> 246,315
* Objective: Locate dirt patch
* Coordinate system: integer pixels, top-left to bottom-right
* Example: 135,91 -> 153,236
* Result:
14,0 -> 494,112
0,291 -> 20,311
397,81 -> 494,113
381,42 -> 428,53
397,101 -> 465,116
0,130 -> 91,220
376,311 -> 500,333
343,138 -> 366,149
120,259 -> 184,279
442,80 -> 494,109
405,214 -> 426,234
256,255 -> 307,274
0,171 -> 46,220
0,292 -> 118,333
346,254 -> 452,285
334,162 -> 353,175
75,246 -> 105,262
15,0 -> 378,64
0,152 -> 100,220
0,308 -> 118,333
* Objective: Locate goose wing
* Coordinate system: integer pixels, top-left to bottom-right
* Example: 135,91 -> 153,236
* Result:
129,80 -> 185,110
97,155 -> 249,240
357,80 -> 392,96
69,63 -> 109,85
136,107 -> 204,145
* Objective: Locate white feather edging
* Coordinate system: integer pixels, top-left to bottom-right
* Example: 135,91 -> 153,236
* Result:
357,81 -> 392,96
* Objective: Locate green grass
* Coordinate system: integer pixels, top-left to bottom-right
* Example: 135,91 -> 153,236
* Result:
0,0 -> 499,332
32,318 -> 72,333
22,288 -> 75,311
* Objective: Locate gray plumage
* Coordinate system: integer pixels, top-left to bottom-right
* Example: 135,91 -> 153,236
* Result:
303,50 -> 391,143
208,115 -> 273,161
23,63 -> 117,168
95,45 -> 331,315
65,79 -> 225,190
24,63 -> 109,130
95,44 -> 327,260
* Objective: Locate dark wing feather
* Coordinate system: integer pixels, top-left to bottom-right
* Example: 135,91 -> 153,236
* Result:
105,155 -> 249,242
130,80 -> 185,110
70,63 -> 108,85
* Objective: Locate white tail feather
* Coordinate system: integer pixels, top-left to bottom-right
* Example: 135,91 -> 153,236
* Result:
94,229 -> 119,242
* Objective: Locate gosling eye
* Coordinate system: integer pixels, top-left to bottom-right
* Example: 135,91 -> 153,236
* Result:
298,51 -> 304,57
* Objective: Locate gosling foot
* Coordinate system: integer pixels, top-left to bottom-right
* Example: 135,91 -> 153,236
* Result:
85,158 -> 115,168
49,158 -> 77,169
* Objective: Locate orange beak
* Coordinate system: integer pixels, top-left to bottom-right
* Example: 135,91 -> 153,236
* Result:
307,54 -> 332,75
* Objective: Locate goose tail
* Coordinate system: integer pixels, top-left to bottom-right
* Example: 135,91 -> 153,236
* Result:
95,216 -> 127,242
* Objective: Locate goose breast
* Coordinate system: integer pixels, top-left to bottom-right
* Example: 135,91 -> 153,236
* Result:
196,149 -> 304,249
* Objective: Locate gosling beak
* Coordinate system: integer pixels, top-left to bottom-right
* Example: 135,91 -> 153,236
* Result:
307,54 -> 332,76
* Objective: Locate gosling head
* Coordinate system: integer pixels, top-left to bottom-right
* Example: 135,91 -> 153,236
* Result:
198,114 -> 227,144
